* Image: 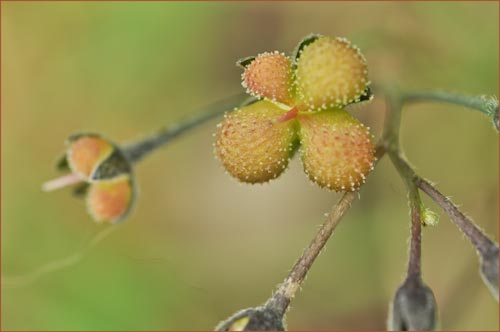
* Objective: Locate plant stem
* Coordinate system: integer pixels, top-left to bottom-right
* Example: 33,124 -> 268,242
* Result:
123,93 -> 251,163
402,91 -> 498,117
383,91 -> 424,280
416,178 -> 496,257
264,145 -> 387,316
265,191 -> 357,316
383,88 -> 499,279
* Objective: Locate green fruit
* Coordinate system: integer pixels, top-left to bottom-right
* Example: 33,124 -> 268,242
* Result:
215,101 -> 298,183
295,36 -> 370,111
298,109 -> 375,191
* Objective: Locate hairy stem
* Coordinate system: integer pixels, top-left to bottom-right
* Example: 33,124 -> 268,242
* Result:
123,93 -> 250,162
383,92 -> 424,280
401,91 -> 498,130
416,178 -> 496,257
265,191 -> 357,316
264,145 -> 387,316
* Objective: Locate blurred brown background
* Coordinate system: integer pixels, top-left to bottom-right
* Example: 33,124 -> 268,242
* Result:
2,1 -> 498,330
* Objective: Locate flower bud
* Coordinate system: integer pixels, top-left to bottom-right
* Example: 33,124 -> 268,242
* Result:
215,306 -> 285,331
421,208 -> 439,227
388,278 -> 438,331
242,52 -> 293,105
295,36 -> 370,110
215,101 -> 298,184
298,109 -> 375,191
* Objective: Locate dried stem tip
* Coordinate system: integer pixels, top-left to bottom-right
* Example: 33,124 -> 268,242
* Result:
388,278 -> 438,331
215,306 -> 285,331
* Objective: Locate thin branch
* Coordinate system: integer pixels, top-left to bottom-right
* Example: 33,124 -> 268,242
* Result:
123,93 -> 251,163
265,191 -> 357,316
407,186 -> 422,279
263,145 -> 388,317
416,178 -> 496,257
383,92 -> 424,281
401,91 -> 498,130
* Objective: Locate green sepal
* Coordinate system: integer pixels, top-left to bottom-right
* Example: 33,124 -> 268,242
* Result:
239,96 -> 259,108
72,182 -> 90,198
56,154 -> 70,172
236,56 -> 256,69
292,33 -> 322,68
347,86 -> 373,105
90,148 -> 132,181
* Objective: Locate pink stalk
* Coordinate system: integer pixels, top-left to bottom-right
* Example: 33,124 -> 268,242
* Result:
41,173 -> 82,192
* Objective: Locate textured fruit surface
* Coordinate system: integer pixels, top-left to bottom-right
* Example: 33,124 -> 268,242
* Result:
298,109 -> 375,191
242,52 -> 293,104
67,136 -> 114,178
87,175 -> 133,223
215,101 -> 298,183
295,36 -> 369,110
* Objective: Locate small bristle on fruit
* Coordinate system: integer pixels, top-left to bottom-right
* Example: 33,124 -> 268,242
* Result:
242,52 -> 293,105
214,101 -> 298,184
67,136 -> 114,178
298,109 -> 375,191
86,176 -> 133,223
295,36 -> 369,110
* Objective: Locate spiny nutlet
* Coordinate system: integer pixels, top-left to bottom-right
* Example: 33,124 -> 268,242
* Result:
86,174 -> 134,224
298,109 -> 375,192
295,36 -> 370,110
215,101 -> 298,184
62,133 -> 136,224
242,52 -> 294,105
67,135 -> 114,179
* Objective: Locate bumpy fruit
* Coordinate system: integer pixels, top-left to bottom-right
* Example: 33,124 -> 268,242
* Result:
215,101 -> 298,183
43,133 -> 137,224
86,175 -> 134,223
67,135 -> 114,178
298,109 -> 375,191
242,52 -> 293,105
295,36 -> 369,110
216,34 -> 375,191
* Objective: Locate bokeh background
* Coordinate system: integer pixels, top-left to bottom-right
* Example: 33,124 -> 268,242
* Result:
2,1 -> 498,330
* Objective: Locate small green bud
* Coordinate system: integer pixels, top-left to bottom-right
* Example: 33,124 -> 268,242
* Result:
421,208 -> 439,227
215,306 -> 285,331
388,278 -> 438,331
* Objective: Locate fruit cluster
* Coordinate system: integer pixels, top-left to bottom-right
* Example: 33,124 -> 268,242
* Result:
62,134 -> 135,223
215,35 -> 376,191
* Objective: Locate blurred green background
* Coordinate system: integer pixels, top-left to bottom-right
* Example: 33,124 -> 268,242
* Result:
2,1 -> 498,330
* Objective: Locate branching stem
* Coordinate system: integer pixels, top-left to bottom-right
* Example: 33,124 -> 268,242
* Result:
383,89 -> 498,298
417,178 -> 496,257
123,93 -> 250,162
